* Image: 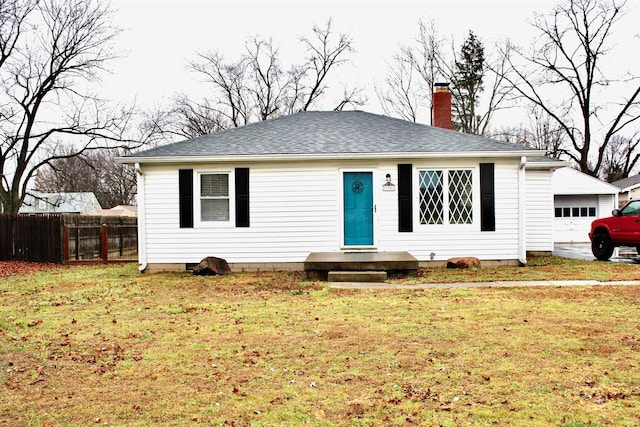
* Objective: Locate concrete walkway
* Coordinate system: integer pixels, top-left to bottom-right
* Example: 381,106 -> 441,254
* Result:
327,280 -> 640,289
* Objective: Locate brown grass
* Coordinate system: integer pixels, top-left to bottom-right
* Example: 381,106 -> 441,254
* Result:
1,258 -> 640,426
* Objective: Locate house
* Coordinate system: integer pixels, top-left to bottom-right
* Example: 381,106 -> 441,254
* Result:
551,167 -> 619,243
611,174 -> 640,206
122,103 -> 561,273
19,191 -> 102,216
101,205 -> 138,217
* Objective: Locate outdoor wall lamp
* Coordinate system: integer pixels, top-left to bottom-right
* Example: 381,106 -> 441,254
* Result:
382,173 -> 396,191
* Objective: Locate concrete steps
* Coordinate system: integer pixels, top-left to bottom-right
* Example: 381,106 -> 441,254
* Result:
327,271 -> 387,283
305,251 -> 418,281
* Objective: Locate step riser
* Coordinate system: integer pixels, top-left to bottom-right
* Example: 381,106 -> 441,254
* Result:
328,271 -> 387,283
304,251 -> 418,281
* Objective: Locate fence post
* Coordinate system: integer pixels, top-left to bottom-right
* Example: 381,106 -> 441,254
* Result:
119,226 -> 123,257
101,225 -> 109,261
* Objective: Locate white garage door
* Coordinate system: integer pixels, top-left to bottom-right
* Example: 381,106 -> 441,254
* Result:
554,195 -> 597,243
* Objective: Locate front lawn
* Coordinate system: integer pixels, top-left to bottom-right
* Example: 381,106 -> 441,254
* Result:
1,259 -> 640,426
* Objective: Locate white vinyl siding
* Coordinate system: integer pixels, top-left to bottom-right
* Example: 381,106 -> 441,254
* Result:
525,169 -> 554,251
142,163 -> 339,263
139,157 -> 525,265
378,159 -> 519,261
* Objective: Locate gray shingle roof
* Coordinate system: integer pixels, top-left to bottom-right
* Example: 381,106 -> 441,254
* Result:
126,110 -> 541,161
612,174 -> 640,190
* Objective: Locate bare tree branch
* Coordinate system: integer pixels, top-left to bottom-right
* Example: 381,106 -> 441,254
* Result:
299,18 -> 354,111
502,0 -> 639,177
156,18 -> 359,141
0,0 -> 139,214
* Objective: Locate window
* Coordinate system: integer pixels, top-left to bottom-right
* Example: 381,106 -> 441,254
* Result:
419,169 -> 473,225
419,170 -> 443,224
200,173 -> 229,222
555,205 -> 597,218
620,200 -> 640,216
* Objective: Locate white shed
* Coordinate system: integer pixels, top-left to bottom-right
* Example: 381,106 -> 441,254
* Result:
552,167 -> 619,243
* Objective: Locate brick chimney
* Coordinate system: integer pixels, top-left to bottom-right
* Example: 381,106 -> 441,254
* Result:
432,82 -> 452,130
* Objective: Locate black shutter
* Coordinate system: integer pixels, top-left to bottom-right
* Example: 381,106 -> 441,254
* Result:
179,169 -> 194,228
398,164 -> 413,232
480,163 -> 495,232
235,168 -> 250,227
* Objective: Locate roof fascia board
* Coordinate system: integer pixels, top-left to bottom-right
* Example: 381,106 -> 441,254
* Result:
525,160 -> 570,170
119,150 -> 546,164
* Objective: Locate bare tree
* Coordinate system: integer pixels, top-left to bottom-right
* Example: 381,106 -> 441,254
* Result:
601,134 -> 640,182
503,0 -> 640,177
376,53 -> 421,122
149,19 -> 362,142
245,37 -> 286,121
297,19 -> 358,112
189,51 -> 252,128
377,19 -> 444,123
0,0 -> 137,214
492,107 -> 567,158
34,147 -> 136,208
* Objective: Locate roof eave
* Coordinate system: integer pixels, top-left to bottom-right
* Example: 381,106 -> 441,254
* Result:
118,150 -> 546,164
525,160 -> 571,170
617,183 -> 640,192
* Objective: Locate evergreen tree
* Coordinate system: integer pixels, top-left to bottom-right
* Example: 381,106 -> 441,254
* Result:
451,31 -> 485,133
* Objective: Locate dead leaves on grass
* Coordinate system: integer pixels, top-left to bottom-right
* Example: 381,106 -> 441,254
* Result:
0,261 -> 63,278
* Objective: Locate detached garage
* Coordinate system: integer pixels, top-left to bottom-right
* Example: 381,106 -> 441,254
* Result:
552,167 -> 619,243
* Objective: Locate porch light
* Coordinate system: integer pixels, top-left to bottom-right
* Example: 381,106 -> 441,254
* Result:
382,173 -> 395,192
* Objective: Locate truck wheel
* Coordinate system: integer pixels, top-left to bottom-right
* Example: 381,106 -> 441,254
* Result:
591,233 -> 614,261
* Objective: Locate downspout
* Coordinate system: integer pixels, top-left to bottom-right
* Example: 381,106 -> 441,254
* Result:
135,163 -> 147,272
518,156 -> 527,266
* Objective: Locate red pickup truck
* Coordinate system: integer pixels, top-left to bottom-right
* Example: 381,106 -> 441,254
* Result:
589,199 -> 640,260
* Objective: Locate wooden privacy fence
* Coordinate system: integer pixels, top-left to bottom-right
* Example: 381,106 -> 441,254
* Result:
0,214 -> 137,264
0,214 -> 63,262
63,224 -> 138,262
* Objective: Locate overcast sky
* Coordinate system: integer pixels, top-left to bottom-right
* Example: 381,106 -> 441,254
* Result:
104,0 -> 639,127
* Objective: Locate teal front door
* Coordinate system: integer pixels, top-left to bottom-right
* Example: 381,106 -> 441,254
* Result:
343,172 -> 374,246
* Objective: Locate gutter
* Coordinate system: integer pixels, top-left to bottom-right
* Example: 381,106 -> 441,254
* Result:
117,150 -> 547,165
135,163 -> 147,272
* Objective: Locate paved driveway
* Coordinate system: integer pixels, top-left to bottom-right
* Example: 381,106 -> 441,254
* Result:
553,242 -> 640,263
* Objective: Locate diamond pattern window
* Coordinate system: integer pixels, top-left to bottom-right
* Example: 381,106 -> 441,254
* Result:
419,170 -> 443,224
419,169 -> 473,225
448,170 -> 473,224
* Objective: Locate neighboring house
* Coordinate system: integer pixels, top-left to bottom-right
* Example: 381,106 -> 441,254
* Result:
19,192 -> 102,215
612,174 -> 640,206
101,205 -> 138,217
551,167 -> 619,243
122,108 -> 557,273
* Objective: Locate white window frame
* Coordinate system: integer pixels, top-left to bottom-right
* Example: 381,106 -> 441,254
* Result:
195,170 -> 235,228
417,167 -> 477,228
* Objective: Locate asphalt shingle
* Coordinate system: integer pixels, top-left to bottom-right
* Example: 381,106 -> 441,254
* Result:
127,110 -> 540,160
